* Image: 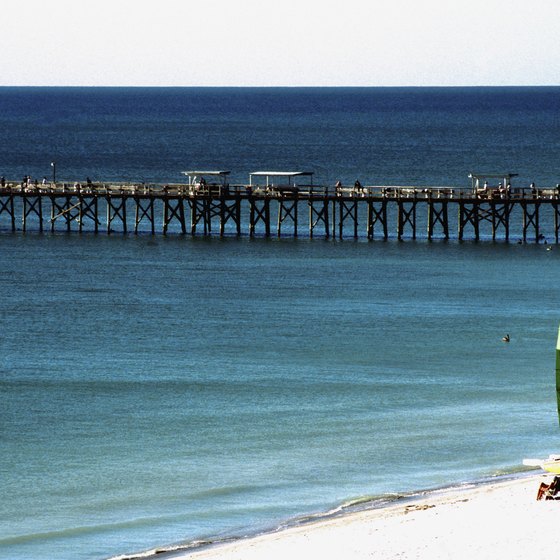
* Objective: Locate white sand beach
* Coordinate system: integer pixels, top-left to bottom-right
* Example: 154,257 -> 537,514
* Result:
174,473 -> 558,560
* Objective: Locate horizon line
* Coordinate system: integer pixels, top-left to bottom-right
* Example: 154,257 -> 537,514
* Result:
1,84 -> 560,89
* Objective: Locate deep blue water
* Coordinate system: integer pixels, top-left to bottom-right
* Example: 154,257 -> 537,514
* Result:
1,86 -> 560,186
1,87 -> 560,560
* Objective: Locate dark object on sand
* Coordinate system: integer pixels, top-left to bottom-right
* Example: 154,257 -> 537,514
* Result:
537,476 -> 560,500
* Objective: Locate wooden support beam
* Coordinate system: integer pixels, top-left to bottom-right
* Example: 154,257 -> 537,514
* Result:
207,199 -> 222,233
332,197 -> 337,238
106,195 -> 127,234
367,198 -> 388,239
522,202 -> 540,242
50,195 -> 79,232
553,202 -> 560,243
188,198 -> 208,235
491,201 -> 511,241
0,193 -> 16,231
338,199 -> 358,239
249,196 -> 271,237
308,198 -> 329,238
219,196 -> 241,236
277,195 -> 298,237
163,197 -> 186,235
397,200 -> 416,240
134,196 -> 155,234
427,197 -> 449,240
79,195 -> 100,233
22,194 -> 43,232
458,201 -> 479,241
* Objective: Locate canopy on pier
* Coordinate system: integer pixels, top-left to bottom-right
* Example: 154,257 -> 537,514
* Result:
249,171 -> 314,186
181,171 -> 230,186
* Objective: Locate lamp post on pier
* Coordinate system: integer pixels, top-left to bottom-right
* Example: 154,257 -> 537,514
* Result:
51,161 -> 56,184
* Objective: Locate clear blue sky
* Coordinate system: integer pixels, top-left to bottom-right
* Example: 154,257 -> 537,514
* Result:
3,0 -> 559,86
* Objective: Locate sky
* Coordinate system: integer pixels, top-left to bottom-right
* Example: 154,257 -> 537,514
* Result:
2,0 -> 559,86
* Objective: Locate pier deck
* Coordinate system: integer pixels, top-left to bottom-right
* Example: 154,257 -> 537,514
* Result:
1,181 -> 559,242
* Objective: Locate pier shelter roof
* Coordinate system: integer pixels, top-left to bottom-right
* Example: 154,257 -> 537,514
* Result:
181,171 -> 230,185
249,171 -> 314,186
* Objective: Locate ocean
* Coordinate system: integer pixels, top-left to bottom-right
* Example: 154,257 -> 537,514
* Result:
1,87 -> 560,560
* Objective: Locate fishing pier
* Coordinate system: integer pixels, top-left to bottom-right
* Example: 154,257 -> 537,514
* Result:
2,171 -> 560,242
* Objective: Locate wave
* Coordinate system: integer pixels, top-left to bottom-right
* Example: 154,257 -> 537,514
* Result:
106,539 -> 219,560
187,483 -> 271,500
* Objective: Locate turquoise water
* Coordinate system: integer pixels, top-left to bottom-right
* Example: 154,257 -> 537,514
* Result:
1,234 -> 559,559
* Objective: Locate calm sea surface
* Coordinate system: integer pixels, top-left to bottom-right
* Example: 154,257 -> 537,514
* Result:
1,87 -> 560,560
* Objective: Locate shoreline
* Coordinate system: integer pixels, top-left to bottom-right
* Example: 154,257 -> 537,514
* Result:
117,470 -> 552,560
167,471 -> 554,560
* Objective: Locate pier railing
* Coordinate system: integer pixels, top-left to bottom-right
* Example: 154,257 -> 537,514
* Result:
2,181 -> 558,200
